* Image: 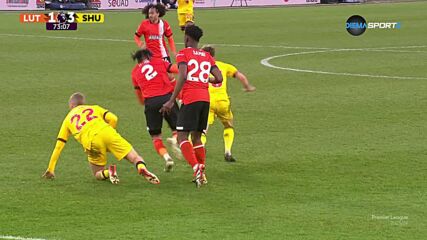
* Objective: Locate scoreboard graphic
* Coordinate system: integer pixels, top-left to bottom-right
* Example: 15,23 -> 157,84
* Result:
20,12 -> 104,31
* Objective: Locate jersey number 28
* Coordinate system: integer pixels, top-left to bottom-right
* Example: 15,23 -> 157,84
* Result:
187,59 -> 211,83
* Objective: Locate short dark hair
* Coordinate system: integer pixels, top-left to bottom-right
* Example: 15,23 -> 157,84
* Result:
142,4 -> 166,19
185,25 -> 203,42
201,45 -> 215,57
132,49 -> 152,63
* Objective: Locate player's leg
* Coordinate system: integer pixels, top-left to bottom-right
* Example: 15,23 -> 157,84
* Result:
178,14 -> 186,31
176,102 -> 205,187
191,131 -> 205,165
124,149 -> 160,184
185,13 -> 194,28
201,103 -> 216,145
145,95 -> 175,171
191,101 -> 210,186
164,100 -> 182,159
86,138 -> 119,184
217,99 -> 236,162
104,127 -> 160,184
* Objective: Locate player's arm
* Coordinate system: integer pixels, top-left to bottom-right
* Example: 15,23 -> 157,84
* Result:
234,71 -> 256,92
209,65 -> 223,84
167,37 -> 177,57
167,63 -> 179,74
134,86 -> 145,105
161,61 -> 187,114
132,75 -> 145,105
103,111 -> 118,129
134,24 -> 146,48
134,36 -> 145,48
43,120 -> 70,179
164,22 -> 176,56
171,62 -> 187,101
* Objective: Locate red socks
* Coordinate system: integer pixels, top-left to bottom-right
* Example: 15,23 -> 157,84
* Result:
179,140 -> 198,167
153,138 -> 167,156
193,144 -> 206,165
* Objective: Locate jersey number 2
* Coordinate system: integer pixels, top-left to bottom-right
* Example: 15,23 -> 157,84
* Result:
141,65 -> 158,81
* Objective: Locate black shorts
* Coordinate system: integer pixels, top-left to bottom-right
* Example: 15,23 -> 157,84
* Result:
144,93 -> 179,136
176,101 -> 210,132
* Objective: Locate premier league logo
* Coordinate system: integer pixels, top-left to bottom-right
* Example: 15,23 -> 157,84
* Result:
57,12 -> 68,23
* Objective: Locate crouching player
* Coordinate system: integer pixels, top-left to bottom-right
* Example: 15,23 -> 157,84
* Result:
42,92 -> 160,185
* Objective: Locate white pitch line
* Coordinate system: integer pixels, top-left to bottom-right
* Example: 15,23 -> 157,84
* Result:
0,235 -> 47,240
1,33 -> 426,51
0,33 -> 330,50
260,49 -> 427,80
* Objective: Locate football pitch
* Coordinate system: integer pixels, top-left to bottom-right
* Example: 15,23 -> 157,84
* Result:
1,2 -> 426,239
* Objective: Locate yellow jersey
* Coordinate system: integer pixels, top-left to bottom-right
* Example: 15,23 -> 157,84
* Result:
177,0 -> 194,14
57,105 -> 111,150
209,60 -> 238,101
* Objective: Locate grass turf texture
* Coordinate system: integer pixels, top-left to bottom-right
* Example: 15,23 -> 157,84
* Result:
0,2 -> 426,239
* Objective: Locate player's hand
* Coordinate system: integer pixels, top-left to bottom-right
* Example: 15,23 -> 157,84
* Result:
42,170 -> 55,180
160,100 -> 174,115
244,85 -> 256,92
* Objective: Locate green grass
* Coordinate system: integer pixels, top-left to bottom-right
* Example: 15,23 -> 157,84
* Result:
1,2 -> 427,239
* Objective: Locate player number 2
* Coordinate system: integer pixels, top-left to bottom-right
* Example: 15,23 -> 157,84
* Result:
71,108 -> 98,131
141,64 -> 158,81
187,59 -> 211,83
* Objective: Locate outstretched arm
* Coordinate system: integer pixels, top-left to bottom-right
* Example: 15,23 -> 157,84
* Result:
234,71 -> 255,92
43,122 -> 69,179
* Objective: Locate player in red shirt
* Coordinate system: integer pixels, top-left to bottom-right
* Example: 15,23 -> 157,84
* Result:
161,25 -> 223,188
134,4 -> 177,62
131,49 -> 181,172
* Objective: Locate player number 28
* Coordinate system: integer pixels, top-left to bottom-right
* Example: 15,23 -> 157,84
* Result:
71,108 -> 98,131
187,59 -> 211,83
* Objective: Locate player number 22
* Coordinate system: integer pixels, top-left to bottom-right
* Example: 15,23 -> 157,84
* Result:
187,59 -> 211,83
141,64 -> 158,81
71,108 -> 98,131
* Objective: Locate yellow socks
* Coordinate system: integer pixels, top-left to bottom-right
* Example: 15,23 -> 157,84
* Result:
223,127 -> 234,154
201,133 -> 207,145
96,169 -> 109,180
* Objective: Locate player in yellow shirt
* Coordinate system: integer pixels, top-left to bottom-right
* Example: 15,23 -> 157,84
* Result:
201,45 -> 256,162
42,92 -> 160,185
171,0 -> 194,31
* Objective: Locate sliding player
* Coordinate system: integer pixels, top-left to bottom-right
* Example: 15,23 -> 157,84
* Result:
201,45 -> 256,162
161,25 -> 223,188
170,0 -> 194,31
42,93 -> 160,185
131,49 -> 181,171
134,4 -> 177,61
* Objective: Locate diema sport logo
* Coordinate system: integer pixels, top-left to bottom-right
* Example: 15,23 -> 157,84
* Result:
346,15 -> 401,36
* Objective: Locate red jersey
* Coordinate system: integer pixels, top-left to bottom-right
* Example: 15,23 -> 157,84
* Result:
135,19 -> 173,59
176,47 -> 217,105
132,58 -> 174,99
